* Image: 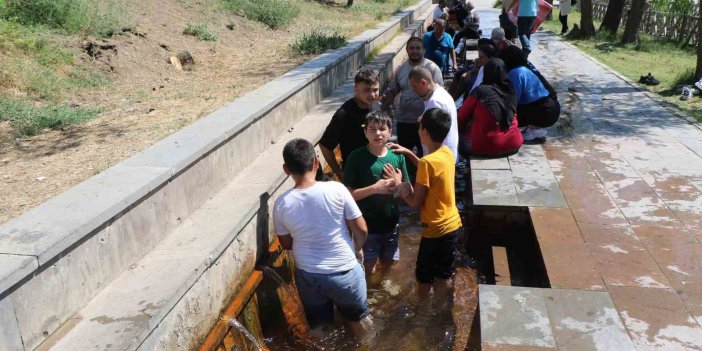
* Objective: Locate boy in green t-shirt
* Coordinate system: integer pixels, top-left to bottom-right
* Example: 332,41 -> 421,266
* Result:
343,112 -> 409,280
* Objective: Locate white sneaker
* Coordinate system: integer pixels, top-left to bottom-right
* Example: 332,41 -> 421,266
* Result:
682,86 -> 694,101
522,128 -> 547,141
695,78 -> 702,92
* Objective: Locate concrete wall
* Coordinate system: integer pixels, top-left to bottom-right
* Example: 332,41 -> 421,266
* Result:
0,1 -> 432,350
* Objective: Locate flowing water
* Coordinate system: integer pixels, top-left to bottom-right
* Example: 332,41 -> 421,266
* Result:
227,317 -> 266,351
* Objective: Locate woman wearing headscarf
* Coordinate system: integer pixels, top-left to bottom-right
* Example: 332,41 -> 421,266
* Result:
499,45 -> 560,142
457,58 -> 523,157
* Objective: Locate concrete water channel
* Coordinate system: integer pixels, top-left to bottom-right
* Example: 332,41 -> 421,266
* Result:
4,0 -> 702,350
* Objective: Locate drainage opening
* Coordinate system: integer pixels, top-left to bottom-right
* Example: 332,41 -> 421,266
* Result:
462,205 -> 551,288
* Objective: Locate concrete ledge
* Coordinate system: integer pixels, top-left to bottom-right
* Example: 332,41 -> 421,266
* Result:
0,2 -> 433,350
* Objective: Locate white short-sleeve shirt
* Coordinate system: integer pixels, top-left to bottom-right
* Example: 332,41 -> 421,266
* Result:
423,86 -> 459,162
273,181 -> 362,274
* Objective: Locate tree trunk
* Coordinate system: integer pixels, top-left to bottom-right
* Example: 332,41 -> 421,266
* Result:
580,0 -> 596,37
621,0 -> 650,44
599,0 -> 626,34
697,0 -> 702,78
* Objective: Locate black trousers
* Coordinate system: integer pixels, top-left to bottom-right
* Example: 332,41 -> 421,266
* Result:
517,96 -> 561,128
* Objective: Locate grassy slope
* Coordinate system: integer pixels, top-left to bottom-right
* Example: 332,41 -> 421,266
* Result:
542,8 -> 702,122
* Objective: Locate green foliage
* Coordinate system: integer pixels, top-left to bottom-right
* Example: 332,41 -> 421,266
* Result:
0,0 -> 127,34
493,0 -> 503,8
222,0 -> 300,29
183,23 -> 218,41
291,28 -> 347,55
650,0 -> 695,15
0,97 -> 99,135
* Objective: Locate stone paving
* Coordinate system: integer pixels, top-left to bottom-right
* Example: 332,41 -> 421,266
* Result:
472,1 -> 702,350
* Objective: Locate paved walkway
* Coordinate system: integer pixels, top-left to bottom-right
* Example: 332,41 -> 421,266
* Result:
471,1 -> 702,350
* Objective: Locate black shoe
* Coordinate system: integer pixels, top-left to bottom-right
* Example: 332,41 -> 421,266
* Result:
639,72 -> 660,86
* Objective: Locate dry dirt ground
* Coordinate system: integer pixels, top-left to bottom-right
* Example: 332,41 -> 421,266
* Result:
0,0 -> 405,224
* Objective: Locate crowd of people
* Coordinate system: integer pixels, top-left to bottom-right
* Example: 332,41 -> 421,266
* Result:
272,0 -> 562,344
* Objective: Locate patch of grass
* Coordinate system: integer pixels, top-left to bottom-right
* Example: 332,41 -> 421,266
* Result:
0,19 -> 108,101
0,0 -> 128,35
222,0 -> 300,29
543,9 -> 702,122
183,23 -> 218,41
291,28 -> 347,55
350,1 -> 385,20
0,97 -> 99,135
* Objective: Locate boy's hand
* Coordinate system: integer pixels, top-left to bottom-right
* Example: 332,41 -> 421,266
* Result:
387,142 -> 411,156
395,181 -> 413,198
382,163 -> 402,186
373,178 -> 395,195
355,248 -> 364,264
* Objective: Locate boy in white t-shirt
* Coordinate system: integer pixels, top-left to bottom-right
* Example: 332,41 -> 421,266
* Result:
273,138 -> 374,341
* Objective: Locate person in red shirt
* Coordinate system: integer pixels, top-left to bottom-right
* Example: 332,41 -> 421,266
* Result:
457,58 -> 522,158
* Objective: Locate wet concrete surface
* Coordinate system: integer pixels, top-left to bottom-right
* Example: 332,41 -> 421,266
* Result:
472,0 -> 702,349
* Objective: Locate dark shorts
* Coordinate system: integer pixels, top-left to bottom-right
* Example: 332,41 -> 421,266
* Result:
415,228 -> 461,284
364,224 -> 400,262
295,264 -> 369,328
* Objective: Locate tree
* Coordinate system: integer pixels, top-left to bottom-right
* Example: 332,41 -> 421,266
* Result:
622,0 -> 650,44
697,0 -> 702,78
580,0 -> 597,37
600,0 -> 627,34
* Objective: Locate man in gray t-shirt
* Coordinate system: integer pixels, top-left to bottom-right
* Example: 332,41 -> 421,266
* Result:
382,37 -> 443,160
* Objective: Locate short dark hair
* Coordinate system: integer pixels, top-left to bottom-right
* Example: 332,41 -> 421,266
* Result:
420,108 -> 451,143
408,65 -> 433,83
354,67 -> 379,86
478,43 -> 498,59
364,111 -> 392,130
406,36 -> 423,49
283,138 -> 316,175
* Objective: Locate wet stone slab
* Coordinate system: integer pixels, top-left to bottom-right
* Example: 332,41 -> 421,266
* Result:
480,285 -> 637,350
480,285 -> 556,348
543,289 -> 636,351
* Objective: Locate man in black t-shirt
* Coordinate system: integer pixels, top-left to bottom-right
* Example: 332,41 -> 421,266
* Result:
319,68 -> 380,181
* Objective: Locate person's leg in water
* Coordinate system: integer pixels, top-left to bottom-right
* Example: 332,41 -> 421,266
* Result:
329,264 -> 376,344
559,14 -> 568,34
517,16 -> 536,55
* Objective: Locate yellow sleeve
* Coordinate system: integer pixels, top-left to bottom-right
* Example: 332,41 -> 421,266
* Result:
416,158 -> 431,188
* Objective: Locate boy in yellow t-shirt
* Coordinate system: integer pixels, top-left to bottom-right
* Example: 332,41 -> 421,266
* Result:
394,108 -> 463,305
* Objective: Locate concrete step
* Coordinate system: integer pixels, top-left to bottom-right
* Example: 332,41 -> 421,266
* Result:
479,285 -> 636,350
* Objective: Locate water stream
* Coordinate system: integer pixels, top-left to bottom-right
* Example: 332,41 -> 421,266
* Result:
226,317 -> 266,351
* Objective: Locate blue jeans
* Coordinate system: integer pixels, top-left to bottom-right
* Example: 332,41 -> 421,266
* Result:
363,224 -> 400,261
295,264 -> 369,328
517,16 -> 536,55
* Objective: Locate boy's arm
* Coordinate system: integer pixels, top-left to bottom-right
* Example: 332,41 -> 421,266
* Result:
320,144 -> 343,180
387,142 -> 420,167
349,179 -> 395,201
346,216 -> 368,262
399,182 -> 428,209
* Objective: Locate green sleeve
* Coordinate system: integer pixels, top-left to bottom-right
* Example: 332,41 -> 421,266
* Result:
399,155 -> 409,182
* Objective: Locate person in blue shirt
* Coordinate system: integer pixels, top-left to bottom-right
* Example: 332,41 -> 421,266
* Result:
423,19 -> 457,74
499,46 -> 560,142
507,0 -> 537,55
